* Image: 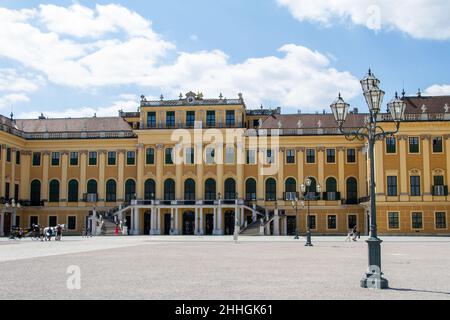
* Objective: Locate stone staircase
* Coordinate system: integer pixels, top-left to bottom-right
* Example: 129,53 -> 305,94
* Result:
101,219 -> 119,236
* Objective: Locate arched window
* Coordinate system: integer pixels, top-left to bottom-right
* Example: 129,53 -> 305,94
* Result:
184,179 -> 196,201
106,180 -> 117,202
326,177 -> 337,192
285,178 -> 297,200
305,177 -> 317,200
224,178 -> 236,200
144,179 -> 156,200
49,180 -> 60,202
325,177 -> 338,200
204,179 -> 216,200
87,179 -> 97,194
265,178 -> 277,201
68,180 -> 79,203
245,178 -> 257,201
30,180 -> 41,206
125,179 -> 136,202
164,179 -> 175,201
346,178 -> 358,204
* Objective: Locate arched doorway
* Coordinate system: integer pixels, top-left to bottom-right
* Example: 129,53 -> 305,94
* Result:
224,211 -> 235,235
183,211 -> 195,235
144,211 -> 151,235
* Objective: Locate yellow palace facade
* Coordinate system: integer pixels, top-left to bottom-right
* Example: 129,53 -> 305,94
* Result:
0,91 -> 449,236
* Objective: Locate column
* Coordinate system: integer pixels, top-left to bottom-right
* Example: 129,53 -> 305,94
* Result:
80,151 -> 87,202
199,207 -> 204,235
277,148 -> 284,201
398,136 -> 408,201
150,207 -> 157,235
156,208 -> 161,234
317,147 -> 325,187
60,151 -> 68,202
130,208 -> 135,234
195,208 -> 199,235
265,209 -> 270,235
338,147 -> 345,195
196,143 -> 204,200
98,150 -> 106,202
236,143 -> 244,198
20,151 -> 31,201
137,144 -> 145,200
297,147 -> 304,190
273,209 -> 280,236
175,147 -> 183,200
257,149 -> 265,202
174,208 -> 179,235
422,135 -> 432,201
283,218 -> 287,236
10,149 -> 16,199
156,145 -> 164,200
42,151 -> 50,202
0,145 -> 6,197
117,150 -> 125,201
446,136 -> 450,202
134,208 -> 140,235
358,147 -> 367,198
217,207 -> 223,235
170,208 -> 175,234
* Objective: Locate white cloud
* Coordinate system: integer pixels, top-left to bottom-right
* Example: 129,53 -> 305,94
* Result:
424,84 -> 450,96
0,93 -> 30,109
0,69 -> 44,93
0,3 -> 360,113
277,0 -> 450,40
16,94 -> 139,119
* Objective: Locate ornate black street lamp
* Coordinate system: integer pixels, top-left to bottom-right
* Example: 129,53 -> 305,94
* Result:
330,69 -> 406,289
291,198 -> 302,240
300,178 -> 321,247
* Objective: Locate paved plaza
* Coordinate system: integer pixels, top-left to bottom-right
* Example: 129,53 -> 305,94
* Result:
0,236 -> 449,300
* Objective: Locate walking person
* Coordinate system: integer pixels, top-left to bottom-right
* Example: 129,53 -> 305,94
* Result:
352,226 -> 359,241
115,224 -> 119,236
40,226 -> 45,242
56,224 -> 62,241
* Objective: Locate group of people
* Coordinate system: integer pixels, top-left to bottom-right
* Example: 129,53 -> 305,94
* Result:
9,224 -> 64,241
345,226 -> 361,242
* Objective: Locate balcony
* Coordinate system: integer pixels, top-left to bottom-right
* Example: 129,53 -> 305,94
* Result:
341,198 -> 359,205
432,185 -> 448,197
83,193 -> 98,203
322,192 -> 341,201
284,192 -> 300,201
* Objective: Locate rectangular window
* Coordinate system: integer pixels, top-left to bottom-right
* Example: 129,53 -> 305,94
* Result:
306,149 -> 315,163
387,176 -> 398,196
286,149 -> 295,164
266,149 -> 274,164
433,137 -> 443,153
32,152 -> 41,166
68,216 -> 77,230
348,215 -> 357,229
225,147 -> 235,164
226,110 -> 235,127
15,151 -> 20,165
147,112 -> 156,128
127,151 -> 136,165
410,176 -> 421,196
435,212 -> 447,229
205,148 -> 215,165
30,216 -> 39,227
206,111 -> 216,127
388,212 -> 399,229
6,148 -> 11,162
327,215 -> 337,230
253,119 -> 260,127
166,111 -> 175,128
186,111 -> 195,127
308,215 -> 317,230
386,137 -> 396,154
70,152 -> 79,166
409,137 -> 420,153
165,148 -> 173,165
347,149 -> 356,163
326,149 -> 336,163
49,216 -> 58,227
108,151 -> 116,166
146,148 -> 155,165
51,152 -> 60,166
246,150 -> 256,165
433,176 -> 446,196
412,212 -> 423,229
185,147 -> 195,165
89,152 -> 97,166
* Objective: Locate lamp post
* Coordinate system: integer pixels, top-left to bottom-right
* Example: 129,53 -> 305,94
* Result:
301,178 -> 321,247
291,198 -> 302,240
234,192 -> 240,241
330,69 -> 406,289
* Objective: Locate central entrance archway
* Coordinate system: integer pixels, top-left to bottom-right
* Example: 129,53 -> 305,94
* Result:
144,212 -> 151,235
183,211 -> 195,235
224,211 -> 235,235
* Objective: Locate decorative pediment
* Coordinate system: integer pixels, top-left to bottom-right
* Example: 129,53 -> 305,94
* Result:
432,168 -> 445,176
408,168 -> 421,175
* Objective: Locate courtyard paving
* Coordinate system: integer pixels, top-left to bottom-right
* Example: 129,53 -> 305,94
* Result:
0,235 -> 449,300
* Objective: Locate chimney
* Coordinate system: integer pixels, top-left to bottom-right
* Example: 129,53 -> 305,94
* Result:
417,88 -> 422,97
353,108 -> 359,114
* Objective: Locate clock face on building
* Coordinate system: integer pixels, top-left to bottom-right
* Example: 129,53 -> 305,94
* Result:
187,97 -> 195,104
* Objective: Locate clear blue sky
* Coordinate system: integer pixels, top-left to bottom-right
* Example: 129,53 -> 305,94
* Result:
0,0 -> 449,118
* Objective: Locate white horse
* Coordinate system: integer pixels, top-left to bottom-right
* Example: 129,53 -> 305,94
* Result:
44,224 -> 66,241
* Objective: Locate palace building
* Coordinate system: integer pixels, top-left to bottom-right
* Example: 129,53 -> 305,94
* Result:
0,91 -> 449,236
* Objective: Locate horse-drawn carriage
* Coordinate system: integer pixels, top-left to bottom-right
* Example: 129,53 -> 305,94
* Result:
9,224 -> 66,241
